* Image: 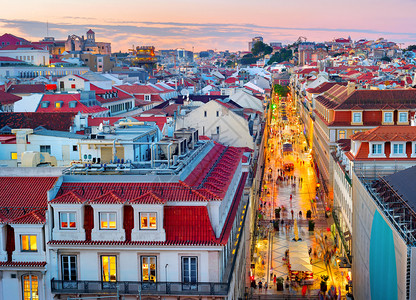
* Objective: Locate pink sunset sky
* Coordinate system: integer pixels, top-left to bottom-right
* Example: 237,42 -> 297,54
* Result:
1,0 -> 415,52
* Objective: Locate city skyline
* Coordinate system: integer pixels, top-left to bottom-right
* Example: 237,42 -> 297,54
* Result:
1,0 -> 416,52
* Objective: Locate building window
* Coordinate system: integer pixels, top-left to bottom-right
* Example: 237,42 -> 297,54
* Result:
216,111 -> 219,117
99,212 -> 117,229
141,256 -> 156,282
21,235 -> 37,252
11,152 -> 17,160
71,84 -> 76,89
216,126 -> 220,134
338,130 -> 346,139
384,112 -> 393,123
72,145 -> 78,151
352,112 -> 362,123
144,94 -> 151,101
61,255 -> 77,281
40,145 -> 51,154
399,112 -> 408,123
101,255 -> 117,282
140,212 -> 157,230
22,274 -> 39,300
182,257 -> 197,289
59,212 -> 76,229
204,111 -> 207,117
372,143 -> 382,155
392,143 -> 404,155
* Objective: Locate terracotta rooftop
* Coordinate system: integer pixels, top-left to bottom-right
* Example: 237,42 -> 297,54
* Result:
8,84 -> 45,94
0,90 -> 21,104
0,112 -> 77,131
351,126 -> 416,142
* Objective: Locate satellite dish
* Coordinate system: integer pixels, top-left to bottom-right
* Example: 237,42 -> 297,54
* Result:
181,89 -> 189,96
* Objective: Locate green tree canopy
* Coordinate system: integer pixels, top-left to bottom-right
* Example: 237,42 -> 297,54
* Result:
274,84 -> 289,97
267,48 -> 293,65
406,45 -> 416,52
252,41 -> 273,57
240,53 -> 258,66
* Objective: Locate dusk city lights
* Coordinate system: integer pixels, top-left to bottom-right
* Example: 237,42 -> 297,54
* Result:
0,1 -> 416,300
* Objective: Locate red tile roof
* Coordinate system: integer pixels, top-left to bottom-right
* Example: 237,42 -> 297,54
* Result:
9,209 -> 46,224
0,112 -> 77,131
0,90 -> 21,104
87,191 -> 126,205
8,84 -> 45,94
0,177 -> 58,209
0,44 -> 43,51
132,116 -> 167,131
129,191 -> 166,204
351,126 -> 416,142
90,84 -> 133,104
0,56 -> 22,62
37,94 -> 108,114
0,261 -> 47,267
49,191 -> 86,204
164,206 -> 217,244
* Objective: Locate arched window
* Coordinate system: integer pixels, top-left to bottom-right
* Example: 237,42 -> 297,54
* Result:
22,274 -> 39,300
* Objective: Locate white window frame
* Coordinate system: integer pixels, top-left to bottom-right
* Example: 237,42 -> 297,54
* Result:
144,94 -> 151,101
59,212 -> 77,230
369,142 -> 385,157
99,212 -> 117,230
141,256 -> 157,282
61,255 -> 77,281
101,255 -> 117,282
139,212 -> 157,230
352,111 -> 362,124
398,111 -> 408,123
182,256 -> 197,289
391,142 -> 406,157
383,111 -> 393,123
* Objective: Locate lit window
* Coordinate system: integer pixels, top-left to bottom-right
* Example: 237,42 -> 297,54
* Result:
140,212 -> 157,230
101,255 -> 117,282
338,130 -> 346,139
11,152 -> 17,160
352,112 -> 361,123
22,274 -> 39,300
141,256 -> 157,282
384,112 -> 393,123
21,235 -> 37,252
399,112 -> 408,123
59,212 -> 76,229
372,144 -> 382,155
393,143 -> 404,154
100,212 -> 117,229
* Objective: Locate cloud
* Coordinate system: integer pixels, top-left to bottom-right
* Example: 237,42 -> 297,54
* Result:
0,18 -> 415,52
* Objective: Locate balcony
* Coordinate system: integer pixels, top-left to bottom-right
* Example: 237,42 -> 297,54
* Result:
51,279 -> 229,296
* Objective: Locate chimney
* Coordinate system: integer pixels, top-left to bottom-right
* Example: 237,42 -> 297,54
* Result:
347,82 -> 356,96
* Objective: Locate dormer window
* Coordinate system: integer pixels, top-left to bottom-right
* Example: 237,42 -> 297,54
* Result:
140,212 -> 157,230
399,112 -> 408,123
144,94 -> 151,101
391,142 -> 406,157
100,212 -> 117,229
352,112 -> 362,124
369,142 -> 385,158
60,212 -> 77,229
372,143 -> 382,154
41,101 -> 49,108
383,112 -> 393,123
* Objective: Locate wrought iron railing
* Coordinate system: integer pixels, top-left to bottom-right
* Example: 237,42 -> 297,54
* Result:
51,279 -> 229,296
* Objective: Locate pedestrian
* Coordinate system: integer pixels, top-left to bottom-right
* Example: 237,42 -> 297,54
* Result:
291,210 -> 294,220
258,280 -> 263,291
281,219 -> 284,226
264,281 -> 268,291
299,211 -> 302,218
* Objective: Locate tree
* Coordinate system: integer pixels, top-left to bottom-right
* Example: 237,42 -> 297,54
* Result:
406,45 -> 416,52
274,84 -> 289,97
267,48 -> 293,65
240,53 -> 257,66
251,41 -> 273,57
